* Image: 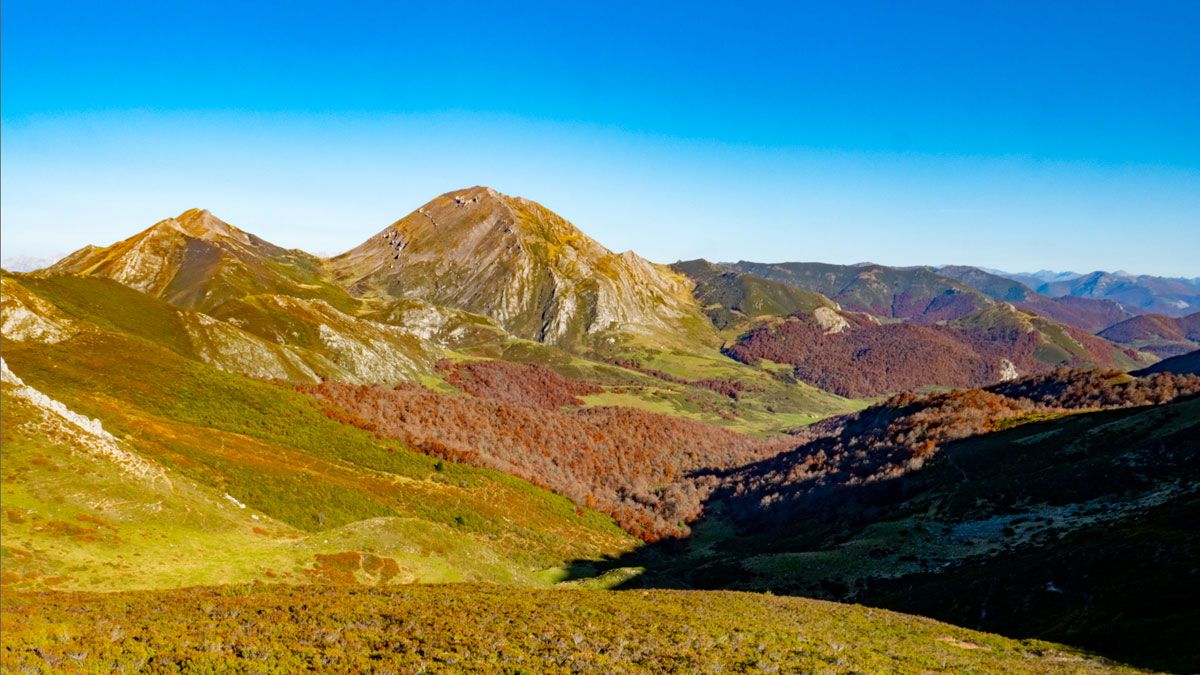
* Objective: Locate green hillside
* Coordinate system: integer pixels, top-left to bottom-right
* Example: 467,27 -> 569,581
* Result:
726,260 -> 992,319
937,265 -> 1037,302
1,275 -> 635,591
671,258 -> 835,331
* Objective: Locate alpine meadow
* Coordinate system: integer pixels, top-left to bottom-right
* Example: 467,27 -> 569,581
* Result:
2,2 -> 1198,673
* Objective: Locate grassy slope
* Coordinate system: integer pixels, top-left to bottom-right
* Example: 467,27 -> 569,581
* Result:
11,273 -> 440,383
727,260 -> 991,318
422,317 -> 863,435
1,278 -> 635,591
585,343 -> 865,435
13,265 -> 861,436
0,584 -> 1137,673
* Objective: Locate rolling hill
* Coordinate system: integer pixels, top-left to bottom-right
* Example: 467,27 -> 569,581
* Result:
936,265 -> 1134,332
670,258 -> 836,331
1098,312 -> 1200,357
724,260 -> 992,321
1012,295 -> 1133,333
723,260 -> 1140,335
723,302 -> 1148,397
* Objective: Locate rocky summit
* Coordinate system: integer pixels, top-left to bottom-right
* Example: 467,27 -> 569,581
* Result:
329,186 -> 714,348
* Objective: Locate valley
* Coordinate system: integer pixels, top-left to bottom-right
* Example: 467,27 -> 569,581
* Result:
2,187 -> 1197,672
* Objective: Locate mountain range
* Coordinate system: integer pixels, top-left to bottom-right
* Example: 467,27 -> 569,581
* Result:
999,269 -> 1200,317
30,187 -> 1167,400
3,186 -> 1198,672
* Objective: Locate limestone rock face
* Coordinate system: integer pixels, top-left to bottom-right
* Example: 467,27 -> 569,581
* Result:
0,277 -> 79,343
812,307 -> 849,334
997,358 -> 1020,381
328,187 -> 714,349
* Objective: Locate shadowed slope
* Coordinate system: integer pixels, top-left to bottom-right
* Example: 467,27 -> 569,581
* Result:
1133,349 -> 1200,376
570,381 -> 1200,672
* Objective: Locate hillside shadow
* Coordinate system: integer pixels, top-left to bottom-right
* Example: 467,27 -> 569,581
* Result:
561,404 -> 1200,674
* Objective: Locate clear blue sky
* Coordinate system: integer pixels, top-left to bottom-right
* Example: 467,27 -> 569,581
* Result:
3,1 -> 1198,276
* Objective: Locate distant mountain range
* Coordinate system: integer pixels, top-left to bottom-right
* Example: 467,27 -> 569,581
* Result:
0,255 -> 61,273
995,269 -> 1200,317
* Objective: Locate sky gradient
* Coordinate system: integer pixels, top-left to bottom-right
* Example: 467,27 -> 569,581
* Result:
2,1 -> 1198,275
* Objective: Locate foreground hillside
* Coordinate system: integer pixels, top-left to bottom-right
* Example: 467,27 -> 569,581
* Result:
0,584 -> 1136,673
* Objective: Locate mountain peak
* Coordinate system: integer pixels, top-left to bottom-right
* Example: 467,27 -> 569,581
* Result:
179,207 -> 212,219
155,208 -> 249,244
47,208 -> 321,310
330,188 -> 712,347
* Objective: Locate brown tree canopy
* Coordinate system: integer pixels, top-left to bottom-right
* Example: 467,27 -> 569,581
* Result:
295,379 -> 785,541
